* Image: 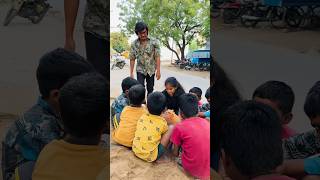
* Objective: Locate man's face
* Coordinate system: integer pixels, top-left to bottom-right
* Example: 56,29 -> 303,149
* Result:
138,29 -> 148,41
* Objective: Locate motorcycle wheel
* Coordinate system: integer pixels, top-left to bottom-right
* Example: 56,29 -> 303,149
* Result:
119,62 -> 125,69
111,64 -> 115,70
30,4 -> 50,24
270,7 -> 286,29
240,9 -> 258,28
3,8 -> 18,26
285,7 -> 303,28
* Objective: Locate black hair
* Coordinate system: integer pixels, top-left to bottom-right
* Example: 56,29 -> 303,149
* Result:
121,77 -> 140,93
59,73 -> 108,138
253,81 -> 295,114
128,84 -> 145,106
189,87 -> 202,100
304,81 -> 320,119
147,92 -> 167,115
211,61 -> 241,170
165,77 -> 185,93
205,87 -> 210,99
179,93 -> 199,118
36,48 -> 95,98
221,100 -> 283,177
135,21 -> 148,35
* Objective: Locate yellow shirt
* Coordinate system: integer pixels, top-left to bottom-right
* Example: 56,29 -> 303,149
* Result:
32,140 -> 107,180
112,106 -> 147,147
132,113 -> 168,162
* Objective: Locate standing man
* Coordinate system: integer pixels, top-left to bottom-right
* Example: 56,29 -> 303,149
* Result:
64,0 -> 108,79
129,22 -> 161,95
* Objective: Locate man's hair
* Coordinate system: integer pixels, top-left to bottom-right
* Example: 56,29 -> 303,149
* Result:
189,87 -> 202,100
135,21 -> 148,35
121,77 -> 140,93
221,100 -> 283,177
179,93 -> 199,118
59,73 -> 108,138
147,92 -> 166,116
304,81 -> 320,118
205,87 -> 211,99
128,84 -> 145,106
252,80 -> 295,114
36,48 -> 95,98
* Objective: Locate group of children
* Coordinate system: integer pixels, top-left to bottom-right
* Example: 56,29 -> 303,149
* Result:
213,61 -> 320,180
111,76 -> 211,179
2,48 -> 108,180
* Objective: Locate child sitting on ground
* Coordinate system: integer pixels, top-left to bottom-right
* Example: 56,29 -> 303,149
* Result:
220,100 -> 295,180
278,81 -> 320,179
32,73 -> 108,180
199,87 -> 211,120
111,77 -> 140,128
189,87 -> 203,107
112,84 -> 147,147
252,80 -> 296,139
132,92 -> 174,162
162,77 -> 185,115
171,93 -> 210,179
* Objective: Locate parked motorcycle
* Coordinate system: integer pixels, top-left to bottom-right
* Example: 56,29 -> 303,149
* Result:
3,0 -> 51,26
111,57 -> 126,70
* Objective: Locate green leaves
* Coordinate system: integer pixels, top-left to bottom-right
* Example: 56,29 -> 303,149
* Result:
110,32 -> 130,53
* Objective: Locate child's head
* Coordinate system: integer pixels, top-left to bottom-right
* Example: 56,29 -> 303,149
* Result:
304,81 -> 320,132
59,73 -> 108,141
121,77 -> 140,96
147,92 -> 167,116
189,87 -> 202,101
128,84 -> 145,106
165,77 -> 184,97
178,93 -> 199,119
36,48 -> 95,109
205,87 -> 211,103
221,100 -> 283,180
252,80 -> 294,125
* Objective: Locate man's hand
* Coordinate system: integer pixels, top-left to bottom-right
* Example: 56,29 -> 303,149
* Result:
156,70 -> 161,80
130,72 -> 134,79
64,38 -> 75,52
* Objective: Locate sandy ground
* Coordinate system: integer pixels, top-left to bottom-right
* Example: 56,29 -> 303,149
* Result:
213,18 -> 320,133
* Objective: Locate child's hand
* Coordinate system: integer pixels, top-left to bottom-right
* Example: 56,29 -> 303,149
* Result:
162,110 -> 181,125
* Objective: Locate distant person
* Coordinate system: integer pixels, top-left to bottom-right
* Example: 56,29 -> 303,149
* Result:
129,21 -> 161,95
132,92 -> 175,162
171,93 -> 210,179
32,73 -> 108,180
252,80 -> 297,139
162,77 -> 185,115
1,48 -> 95,180
221,100 -> 295,180
110,77 -> 140,127
64,0 -> 108,78
112,85 -> 147,147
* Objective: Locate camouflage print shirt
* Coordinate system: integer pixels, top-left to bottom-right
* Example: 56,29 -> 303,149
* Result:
283,129 -> 320,159
129,37 -> 161,76
110,93 -> 129,120
83,0 -> 108,40
2,97 -> 63,179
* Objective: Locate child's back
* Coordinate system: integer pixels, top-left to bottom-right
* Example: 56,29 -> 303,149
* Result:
112,84 -> 146,147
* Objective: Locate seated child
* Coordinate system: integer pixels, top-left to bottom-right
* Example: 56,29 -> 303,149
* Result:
112,84 -> 147,147
162,77 -> 186,115
201,87 -> 211,112
132,92 -> 174,162
279,81 -> 320,179
189,87 -> 203,107
221,100 -> 295,180
171,93 -> 210,179
32,73 -> 108,180
1,48 -> 95,180
111,77 -> 140,128
252,80 -> 296,139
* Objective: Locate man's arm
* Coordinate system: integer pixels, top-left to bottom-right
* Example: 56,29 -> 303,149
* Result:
64,0 -> 80,51
156,56 -> 161,80
130,58 -> 135,78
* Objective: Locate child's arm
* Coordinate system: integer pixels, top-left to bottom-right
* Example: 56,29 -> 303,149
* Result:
172,144 -> 180,157
276,159 -> 306,178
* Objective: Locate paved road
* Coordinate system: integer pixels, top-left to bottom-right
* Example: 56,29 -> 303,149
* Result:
110,63 -> 210,103
214,31 -> 320,133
